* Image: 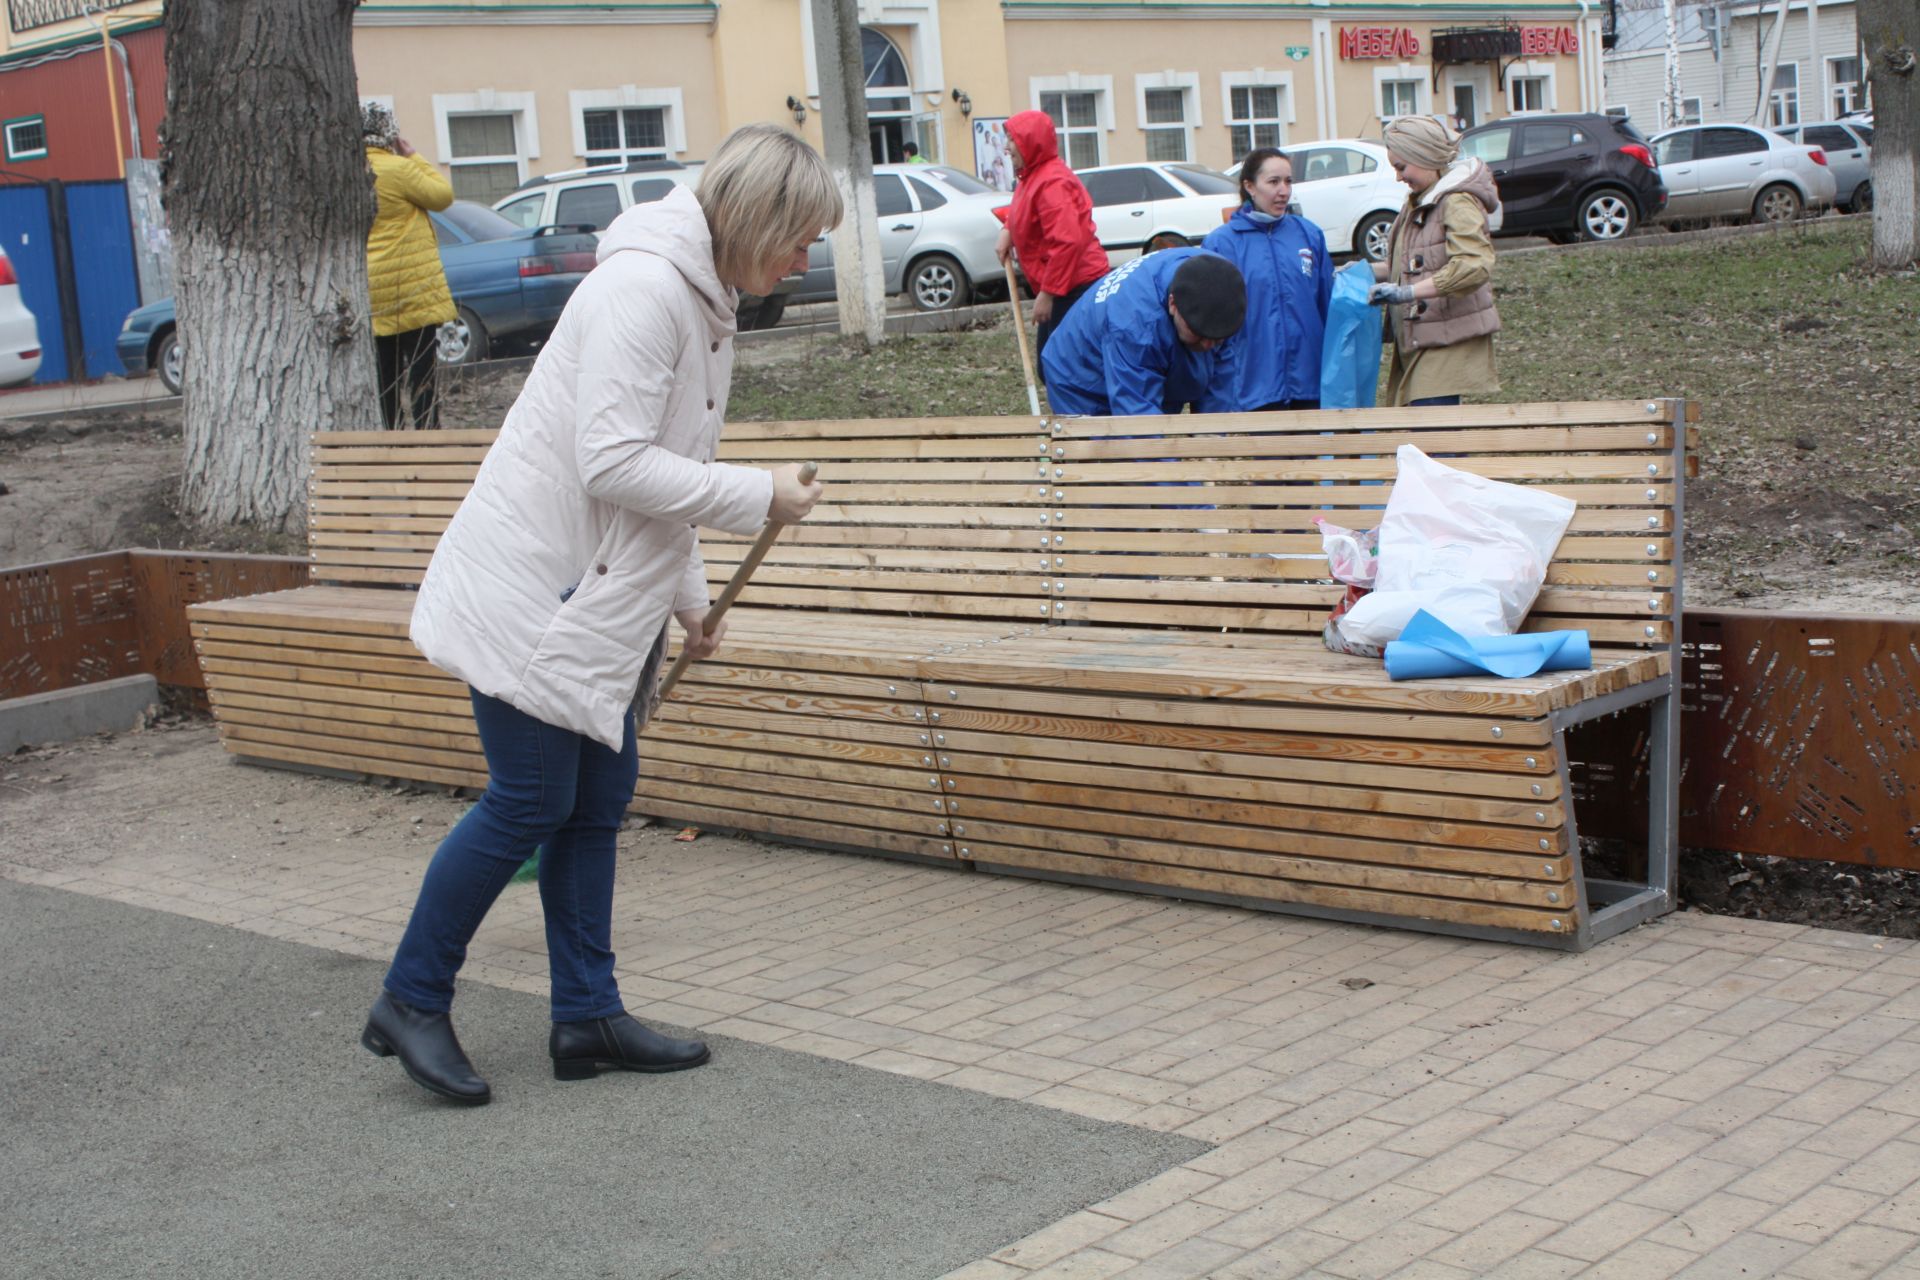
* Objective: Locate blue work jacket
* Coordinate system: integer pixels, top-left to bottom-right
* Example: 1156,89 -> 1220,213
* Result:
1040,247 -> 1225,417
1200,208 -> 1333,411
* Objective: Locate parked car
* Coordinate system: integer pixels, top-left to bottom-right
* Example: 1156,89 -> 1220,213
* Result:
1649,123 -> 1837,226
1774,120 -> 1874,212
1074,162 -> 1242,262
492,158 -> 793,328
117,201 -> 601,393
784,163 -> 1010,312
1276,140 -> 1404,262
0,247 -> 42,387
1457,113 -> 1667,243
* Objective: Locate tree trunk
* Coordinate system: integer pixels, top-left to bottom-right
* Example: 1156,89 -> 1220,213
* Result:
163,0 -> 379,534
809,0 -> 886,350
1860,0 -> 1918,270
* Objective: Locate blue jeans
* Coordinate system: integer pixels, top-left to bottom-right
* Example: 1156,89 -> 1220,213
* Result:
384,688 -> 638,1022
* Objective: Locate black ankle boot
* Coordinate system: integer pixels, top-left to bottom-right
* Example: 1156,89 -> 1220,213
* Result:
550,1012 -> 710,1080
362,991 -> 491,1105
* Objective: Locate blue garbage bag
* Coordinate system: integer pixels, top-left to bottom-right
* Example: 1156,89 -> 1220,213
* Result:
1318,261 -> 1383,410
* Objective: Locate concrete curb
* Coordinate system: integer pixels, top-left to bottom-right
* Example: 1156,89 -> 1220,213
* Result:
0,674 -> 159,754
737,299 -> 1007,347
1499,211 -> 1870,259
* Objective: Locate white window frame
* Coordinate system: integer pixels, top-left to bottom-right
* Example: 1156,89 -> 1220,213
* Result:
3,114 -> 46,161
1029,73 -> 1114,167
1827,56 -> 1862,117
430,90 -> 539,191
1219,70 -> 1295,158
1768,62 -> 1800,129
1372,64 -> 1430,122
568,86 -> 687,162
1134,71 -> 1200,164
1507,62 -> 1557,115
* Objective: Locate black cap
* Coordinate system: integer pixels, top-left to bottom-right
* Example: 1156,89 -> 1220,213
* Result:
1169,253 -> 1246,340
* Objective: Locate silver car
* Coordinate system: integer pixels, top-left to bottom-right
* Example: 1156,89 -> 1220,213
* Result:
1774,121 -> 1874,212
1649,123 -> 1837,225
787,164 -> 1011,311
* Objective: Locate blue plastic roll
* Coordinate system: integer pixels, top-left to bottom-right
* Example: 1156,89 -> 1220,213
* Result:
1384,610 -> 1592,681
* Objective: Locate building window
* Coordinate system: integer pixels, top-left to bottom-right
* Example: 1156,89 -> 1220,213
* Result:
1041,90 -> 1102,169
1510,76 -> 1547,114
1769,64 -> 1799,128
583,107 -> 666,164
1829,56 -> 1863,116
1380,79 -> 1421,120
446,113 -> 521,203
1674,96 -> 1703,127
4,114 -> 47,161
1228,85 -> 1285,161
1142,87 -> 1190,162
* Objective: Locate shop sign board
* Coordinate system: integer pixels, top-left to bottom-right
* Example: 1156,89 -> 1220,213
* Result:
1338,27 -> 1421,60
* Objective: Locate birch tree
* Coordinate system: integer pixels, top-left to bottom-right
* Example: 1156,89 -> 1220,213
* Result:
1860,0 -> 1917,270
163,0 -> 380,533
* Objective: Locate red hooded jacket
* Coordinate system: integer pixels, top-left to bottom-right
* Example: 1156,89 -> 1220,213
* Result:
998,111 -> 1110,298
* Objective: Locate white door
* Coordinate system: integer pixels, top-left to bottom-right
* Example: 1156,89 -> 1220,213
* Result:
1694,127 -> 1770,217
871,173 -> 924,289
1286,145 -> 1377,252
1080,167 -> 1158,262
1654,130 -> 1706,217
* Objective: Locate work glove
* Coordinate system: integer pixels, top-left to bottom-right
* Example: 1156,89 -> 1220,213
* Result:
1367,282 -> 1415,306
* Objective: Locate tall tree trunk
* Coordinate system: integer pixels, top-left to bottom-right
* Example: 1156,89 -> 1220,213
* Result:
1860,0 -> 1918,270
162,0 -> 379,534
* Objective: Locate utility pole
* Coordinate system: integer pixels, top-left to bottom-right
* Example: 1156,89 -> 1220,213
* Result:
808,0 -> 886,349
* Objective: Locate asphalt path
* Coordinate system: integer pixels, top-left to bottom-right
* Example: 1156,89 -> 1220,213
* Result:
0,879 -> 1204,1279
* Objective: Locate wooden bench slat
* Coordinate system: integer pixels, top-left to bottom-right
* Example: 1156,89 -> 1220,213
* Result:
1049,399 -> 1679,436
969,843 -> 1568,932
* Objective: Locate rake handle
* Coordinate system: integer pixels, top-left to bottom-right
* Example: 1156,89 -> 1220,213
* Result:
657,461 -> 817,699
1005,262 -> 1042,417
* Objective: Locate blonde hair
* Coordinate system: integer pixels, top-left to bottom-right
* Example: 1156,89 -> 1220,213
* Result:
698,124 -> 843,285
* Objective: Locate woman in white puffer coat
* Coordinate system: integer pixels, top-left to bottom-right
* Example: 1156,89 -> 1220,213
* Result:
362,125 -> 838,1106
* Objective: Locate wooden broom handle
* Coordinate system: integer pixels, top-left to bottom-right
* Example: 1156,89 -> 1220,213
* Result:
657,461 -> 817,699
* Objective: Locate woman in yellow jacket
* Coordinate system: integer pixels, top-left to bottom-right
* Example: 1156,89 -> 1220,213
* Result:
364,104 -> 456,428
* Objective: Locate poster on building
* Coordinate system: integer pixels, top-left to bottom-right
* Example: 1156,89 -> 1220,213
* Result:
972,117 -> 1014,193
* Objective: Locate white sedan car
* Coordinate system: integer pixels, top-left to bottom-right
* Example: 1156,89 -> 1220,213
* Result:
1649,123 -> 1837,225
0,247 -> 41,386
1276,140 -> 1407,262
1074,162 -> 1242,264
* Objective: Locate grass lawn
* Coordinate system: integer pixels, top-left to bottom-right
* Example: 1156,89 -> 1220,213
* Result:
724,220 -> 1918,608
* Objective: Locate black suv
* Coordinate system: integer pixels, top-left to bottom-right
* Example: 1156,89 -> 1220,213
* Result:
1458,113 -> 1667,243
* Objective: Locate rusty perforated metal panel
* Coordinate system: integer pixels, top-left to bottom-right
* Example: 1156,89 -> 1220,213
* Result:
0,550 -> 306,700
1571,610 -> 1920,871
0,552 -> 143,698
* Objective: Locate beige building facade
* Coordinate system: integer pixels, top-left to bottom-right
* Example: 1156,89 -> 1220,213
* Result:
353,0 -> 1606,202
0,0 -> 1608,204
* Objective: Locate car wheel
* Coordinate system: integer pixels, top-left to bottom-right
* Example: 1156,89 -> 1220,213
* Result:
1143,232 -> 1189,254
1355,213 -> 1395,263
436,307 -> 488,366
1578,189 -> 1637,241
907,254 -> 971,312
1753,183 -> 1803,225
154,329 -> 182,396
1850,182 -> 1873,213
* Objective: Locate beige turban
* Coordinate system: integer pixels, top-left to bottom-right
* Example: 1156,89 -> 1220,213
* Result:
1383,116 -> 1459,169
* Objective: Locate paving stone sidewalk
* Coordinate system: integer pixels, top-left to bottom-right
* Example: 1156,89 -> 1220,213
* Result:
3,722 -> 1917,1279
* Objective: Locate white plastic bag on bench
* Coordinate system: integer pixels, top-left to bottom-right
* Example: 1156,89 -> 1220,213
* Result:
1336,444 -> 1576,648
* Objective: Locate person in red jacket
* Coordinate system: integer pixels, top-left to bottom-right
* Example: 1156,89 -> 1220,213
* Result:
993,110 -> 1111,367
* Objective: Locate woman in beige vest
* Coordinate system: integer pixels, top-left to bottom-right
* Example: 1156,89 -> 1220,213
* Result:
1368,116 -> 1502,407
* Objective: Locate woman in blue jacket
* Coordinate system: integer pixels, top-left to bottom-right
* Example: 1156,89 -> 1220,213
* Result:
1201,148 -> 1333,412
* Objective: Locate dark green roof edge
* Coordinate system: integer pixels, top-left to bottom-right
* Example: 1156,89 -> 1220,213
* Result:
0,15 -> 161,66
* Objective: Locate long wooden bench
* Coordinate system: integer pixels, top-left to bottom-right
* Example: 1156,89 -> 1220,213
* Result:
189,400 -> 1694,949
